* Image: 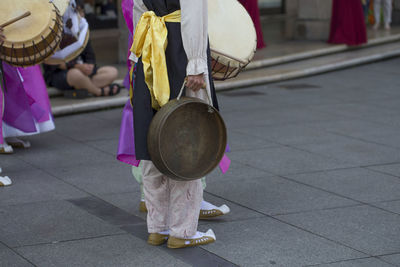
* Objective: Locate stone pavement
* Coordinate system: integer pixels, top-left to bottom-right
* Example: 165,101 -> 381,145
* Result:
2,58 -> 400,266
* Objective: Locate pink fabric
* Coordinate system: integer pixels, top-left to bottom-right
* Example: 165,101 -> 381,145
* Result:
18,66 -> 52,123
0,87 -> 3,144
328,0 -> 367,46
142,160 -> 202,238
238,0 -> 266,49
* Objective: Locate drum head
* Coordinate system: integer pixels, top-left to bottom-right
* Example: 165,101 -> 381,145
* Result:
0,0 -> 53,44
208,0 -> 257,67
148,97 -> 227,181
52,0 -> 70,16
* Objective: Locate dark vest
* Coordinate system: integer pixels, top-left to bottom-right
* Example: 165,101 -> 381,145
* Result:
133,0 -> 219,160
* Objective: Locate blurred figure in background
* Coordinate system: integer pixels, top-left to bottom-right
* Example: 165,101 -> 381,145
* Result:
373,0 -> 393,30
328,0 -> 367,46
238,0 -> 266,49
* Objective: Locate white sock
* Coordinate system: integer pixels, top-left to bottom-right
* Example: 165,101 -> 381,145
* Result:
158,230 -> 169,235
0,143 -> 13,153
201,200 -> 218,210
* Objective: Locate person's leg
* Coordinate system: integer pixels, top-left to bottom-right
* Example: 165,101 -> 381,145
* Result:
168,178 -> 203,238
383,0 -> 392,29
141,160 -> 169,234
91,66 -> 118,88
374,0 -> 383,28
66,68 -> 102,96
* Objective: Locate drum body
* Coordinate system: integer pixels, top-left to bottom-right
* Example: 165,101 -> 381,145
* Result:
0,0 -> 63,67
47,0 -> 90,64
208,0 -> 257,80
148,97 -> 227,181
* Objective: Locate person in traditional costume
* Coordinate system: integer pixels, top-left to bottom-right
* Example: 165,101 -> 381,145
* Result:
238,0 -> 266,49
328,0 -> 367,46
373,0 -> 393,30
0,63 -> 55,154
129,0 -> 225,248
118,0 -> 231,222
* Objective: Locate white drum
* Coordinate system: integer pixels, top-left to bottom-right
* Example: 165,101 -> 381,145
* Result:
47,0 -> 90,64
208,0 -> 257,80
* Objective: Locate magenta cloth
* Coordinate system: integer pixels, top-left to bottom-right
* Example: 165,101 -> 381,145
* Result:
117,101 -> 140,167
2,63 -> 37,135
0,87 -> 3,144
18,66 -> 52,123
328,0 -> 367,46
238,0 -> 266,49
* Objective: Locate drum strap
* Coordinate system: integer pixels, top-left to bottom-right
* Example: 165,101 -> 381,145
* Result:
130,10 -> 181,110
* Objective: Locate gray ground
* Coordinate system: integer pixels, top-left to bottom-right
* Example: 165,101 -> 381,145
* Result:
2,58 -> 400,267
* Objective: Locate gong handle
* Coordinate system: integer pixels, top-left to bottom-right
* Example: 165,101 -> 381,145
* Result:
177,78 -> 213,106
1,11 -> 31,28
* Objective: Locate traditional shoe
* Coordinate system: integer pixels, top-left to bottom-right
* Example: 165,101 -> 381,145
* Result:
199,200 -> 230,220
147,232 -> 169,246
0,176 -> 12,186
139,200 -> 147,212
0,143 -> 13,154
385,23 -> 391,30
167,229 -> 216,249
373,22 -> 380,30
6,138 -> 31,149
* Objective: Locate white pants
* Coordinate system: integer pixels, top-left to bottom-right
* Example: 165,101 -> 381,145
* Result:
374,0 -> 392,25
142,160 -> 203,238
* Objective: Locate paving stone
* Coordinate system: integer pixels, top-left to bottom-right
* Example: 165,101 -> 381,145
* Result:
222,106 -> 345,129
235,124 -> 354,146
16,234 -> 189,267
0,169 -> 88,207
54,115 -> 120,142
227,146 -> 353,176
198,217 -> 364,267
0,201 -> 123,247
85,138 -> 120,156
206,176 -> 357,215
0,243 -> 33,267
379,253 -> 400,266
207,159 -> 273,183
90,107 -> 124,121
367,163 -> 400,178
45,161 -> 139,196
226,131 -> 279,151
307,257 -> 394,267
14,142 -> 114,169
0,155 -> 35,173
277,205 -> 400,255
286,168 -> 400,203
373,200 -> 400,215
294,137 -> 400,166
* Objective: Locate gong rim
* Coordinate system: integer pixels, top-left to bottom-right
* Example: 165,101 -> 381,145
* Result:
148,97 -> 227,181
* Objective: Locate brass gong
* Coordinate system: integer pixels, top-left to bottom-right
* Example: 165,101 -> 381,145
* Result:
148,96 -> 227,181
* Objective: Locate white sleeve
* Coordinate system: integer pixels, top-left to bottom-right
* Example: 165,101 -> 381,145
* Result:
180,0 -> 208,76
129,0 -> 148,63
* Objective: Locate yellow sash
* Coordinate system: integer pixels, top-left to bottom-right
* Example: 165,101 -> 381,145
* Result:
130,10 -> 181,110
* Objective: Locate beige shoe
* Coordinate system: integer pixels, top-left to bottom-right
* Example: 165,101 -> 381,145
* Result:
139,200 -> 147,212
385,23 -> 391,30
0,176 -> 12,186
147,233 -> 169,246
0,144 -> 13,154
6,138 -> 31,149
199,204 -> 230,219
167,230 -> 216,249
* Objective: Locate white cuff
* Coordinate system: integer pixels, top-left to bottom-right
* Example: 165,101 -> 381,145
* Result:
129,52 -> 138,63
186,58 -> 208,76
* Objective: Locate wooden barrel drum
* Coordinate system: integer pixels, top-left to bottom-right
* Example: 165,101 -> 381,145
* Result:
0,0 -> 63,67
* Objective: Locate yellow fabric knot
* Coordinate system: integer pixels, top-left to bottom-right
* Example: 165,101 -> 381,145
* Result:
130,10 -> 181,110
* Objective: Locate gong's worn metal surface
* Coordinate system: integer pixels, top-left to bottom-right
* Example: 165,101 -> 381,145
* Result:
148,96 -> 227,181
